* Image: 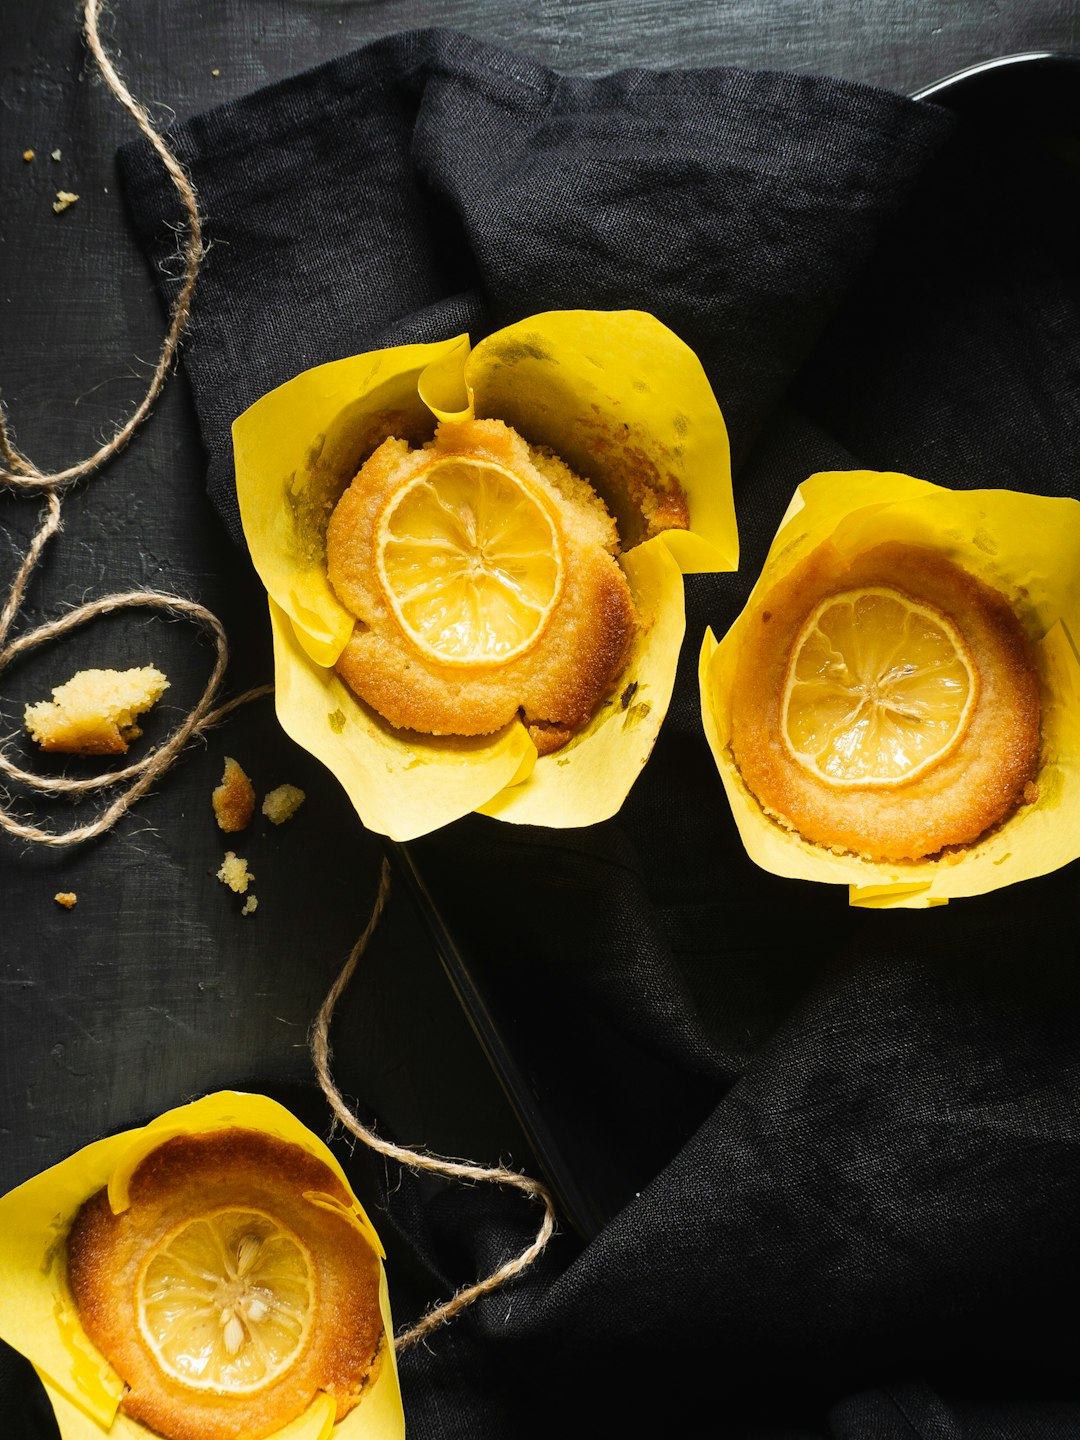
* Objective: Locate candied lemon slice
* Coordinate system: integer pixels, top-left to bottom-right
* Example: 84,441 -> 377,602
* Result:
136,1207 -> 315,1393
780,585 -> 977,786
375,456 -> 564,666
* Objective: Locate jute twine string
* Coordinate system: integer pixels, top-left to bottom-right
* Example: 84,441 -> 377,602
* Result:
0,0 -> 203,492
2,0 -> 557,1343
0,0 -> 248,847
311,855 -> 557,1352
0,585 -> 277,843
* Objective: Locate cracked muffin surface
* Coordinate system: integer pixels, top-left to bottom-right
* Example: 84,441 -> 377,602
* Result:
327,418 -> 637,755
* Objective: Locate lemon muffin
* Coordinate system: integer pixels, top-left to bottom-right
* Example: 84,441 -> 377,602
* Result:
66,1128 -> 384,1440
729,540 -> 1041,862
326,418 -> 638,755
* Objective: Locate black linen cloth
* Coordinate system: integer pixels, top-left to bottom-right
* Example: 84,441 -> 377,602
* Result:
117,30 -> 1080,1438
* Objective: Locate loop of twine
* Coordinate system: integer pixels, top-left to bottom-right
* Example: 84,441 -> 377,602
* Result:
0,0 -> 203,493
2,0 -> 558,1344
0,579 -> 274,845
0,0 -> 230,847
311,857 -> 557,1352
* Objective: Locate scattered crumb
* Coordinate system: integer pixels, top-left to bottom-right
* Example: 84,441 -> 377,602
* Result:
52,190 -> 79,214
24,667 -> 169,755
211,67 -> 220,76
212,756 -> 256,833
51,148 -> 61,161
262,783 -> 306,825
217,851 -> 253,895
54,892 -> 77,909
241,895 -> 258,916
22,148 -> 34,162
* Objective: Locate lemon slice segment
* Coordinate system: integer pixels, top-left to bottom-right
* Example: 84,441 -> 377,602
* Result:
136,1207 -> 315,1394
780,585 -> 977,786
375,456 -> 564,666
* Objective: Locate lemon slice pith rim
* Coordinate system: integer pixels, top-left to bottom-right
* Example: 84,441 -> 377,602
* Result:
374,455 -> 566,668
779,584 -> 979,788
135,1206 -> 316,1395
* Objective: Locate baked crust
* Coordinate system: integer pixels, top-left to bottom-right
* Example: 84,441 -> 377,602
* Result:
326,418 -> 636,755
729,541 -> 1041,862
66,1129 -> 383,1440
24,667 -> 169,755
212,757 -> 256,833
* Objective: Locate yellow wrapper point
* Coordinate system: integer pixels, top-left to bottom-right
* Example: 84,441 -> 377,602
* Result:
233,337 -> 469,666
269,598 -> 535,841
699,472 -> 1080,907
476,533 -> 684,825
235,310 -> 738,837
0,1092 -> 404,1440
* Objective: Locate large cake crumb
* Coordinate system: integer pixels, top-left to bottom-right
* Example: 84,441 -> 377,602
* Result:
24,667 -> 169,755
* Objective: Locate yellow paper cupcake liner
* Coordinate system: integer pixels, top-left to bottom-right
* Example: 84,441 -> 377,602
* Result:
699,470 -> 1080,908
0,1091 -> 404,1440
233,309 -> 738,840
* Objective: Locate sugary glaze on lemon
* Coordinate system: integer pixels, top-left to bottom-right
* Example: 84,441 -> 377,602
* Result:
729,541 -> 1041,862
375,454 -> 565,668
136,1207 -> 315,1394
780,586 -> 979,787
326,418 -> 637,755
66,1129 -> 384,1440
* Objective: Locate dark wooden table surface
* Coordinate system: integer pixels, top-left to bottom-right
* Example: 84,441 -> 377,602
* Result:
3,0 -> 1080,1420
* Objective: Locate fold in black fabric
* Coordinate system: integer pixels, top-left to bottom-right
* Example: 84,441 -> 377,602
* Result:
118,31 -> 1080,1438
117,27 -> 947,547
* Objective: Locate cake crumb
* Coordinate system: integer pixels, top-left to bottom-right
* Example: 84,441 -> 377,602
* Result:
241,895 -> 258,916
25,667 -> 169,755
212,756 -> 255,832
22,149 -> 35,162
53,190 -> 79,214
51,148 -> 61,161
262,784 -> 306,825
54,892 -> 77,909
211,67 -> 220,76
217,851 -> 253,895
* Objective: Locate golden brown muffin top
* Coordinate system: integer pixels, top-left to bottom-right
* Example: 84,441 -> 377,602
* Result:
327,418 -> 637,753
729,541 -> 1042,862
67,1128 -> 383,1440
